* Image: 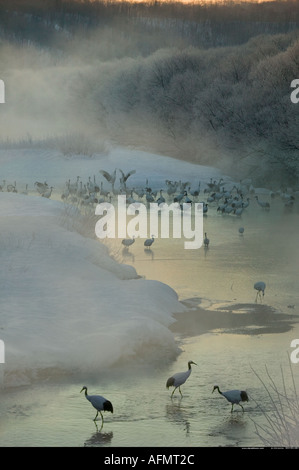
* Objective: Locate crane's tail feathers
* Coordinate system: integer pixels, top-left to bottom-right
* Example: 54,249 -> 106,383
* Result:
166,377 -> 175,389
104,400 -> 114,414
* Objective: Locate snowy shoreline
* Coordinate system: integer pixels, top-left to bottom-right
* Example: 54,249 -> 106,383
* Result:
0,145 -> 228,387
0,191 -> 188,387
2,144 -> 296,388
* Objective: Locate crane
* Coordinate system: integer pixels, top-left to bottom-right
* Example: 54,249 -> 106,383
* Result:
204,232 -> 210,248
166,360 -> 197,398
254,281 -> 266,302
144,236 -> 155,249
212,385 -> 249,412
100,169 -> 117,192
122,236 -> 135,248
255,196 -> 270,209
80,386 -> 113,426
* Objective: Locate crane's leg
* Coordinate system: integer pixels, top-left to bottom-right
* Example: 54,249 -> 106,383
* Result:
94,411 -> 98,421
231,404 -> 234,413
240,404 -> 245,412
99,411 -> 104,429
179,387 -> 183,397
171,388 -> 176,398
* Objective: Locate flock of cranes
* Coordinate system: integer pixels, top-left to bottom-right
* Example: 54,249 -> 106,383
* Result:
0,169 -> 287,306
2,167 -> 288,430
59,171 -> 296,217
1,169 -> 297,216
81,360 -> 249,427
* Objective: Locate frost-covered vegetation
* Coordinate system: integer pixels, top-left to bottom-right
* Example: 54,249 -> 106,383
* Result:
0,0 -> 298,186
252,362 -> 299,447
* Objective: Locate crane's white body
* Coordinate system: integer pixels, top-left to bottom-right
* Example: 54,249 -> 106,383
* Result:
166,360 -> 197,397
212,385 -> 248,412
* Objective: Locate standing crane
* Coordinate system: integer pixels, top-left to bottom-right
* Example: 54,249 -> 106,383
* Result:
254,281 -> 266,302
166,360 -> 197,398
212,385 -> 249,412
122,236 -> 135,248
80,386 -> 113,426
144,236 -> 155,249
204,232 -> 210,248
255,196 -> 270,210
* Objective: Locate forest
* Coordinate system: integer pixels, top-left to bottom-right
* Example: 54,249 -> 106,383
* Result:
0,0 -> 298,186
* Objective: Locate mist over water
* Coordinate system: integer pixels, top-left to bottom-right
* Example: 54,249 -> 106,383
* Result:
0,0 -> 298,185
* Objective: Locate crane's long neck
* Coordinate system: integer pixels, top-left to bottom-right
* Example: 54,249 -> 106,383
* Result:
215,386 -> 222,396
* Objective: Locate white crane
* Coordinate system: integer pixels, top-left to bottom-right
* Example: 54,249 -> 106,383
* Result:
7,181 -> 17,192
166,360 -> 197,398
204,232 -> 210,248
122,236 -> 135,248
100,169 -> 117,192
255,195 -> 270,209
254,281 -> 266,302
156,190 -> 166,205
119,169 -> 136,190
144,235 -> 155,249
212,385 -> 249,412
234,204 -> 244,216
189,181 -> 201,198
35,181 -> 48,195
80,386 -> 113,425
42,186 -> 53,198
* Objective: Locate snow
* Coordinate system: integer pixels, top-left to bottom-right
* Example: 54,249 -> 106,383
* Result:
0,145 -> 233,387
0,145 -> 232,193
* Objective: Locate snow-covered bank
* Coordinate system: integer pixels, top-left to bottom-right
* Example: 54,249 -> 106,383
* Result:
0,192 -> 186,387
0,144 -> 240,387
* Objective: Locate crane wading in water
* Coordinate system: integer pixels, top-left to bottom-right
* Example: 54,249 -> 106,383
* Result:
212,385 -> 249,412
80,386 -> 113,426
166,360 -> 197,398
254,281 -> 266,302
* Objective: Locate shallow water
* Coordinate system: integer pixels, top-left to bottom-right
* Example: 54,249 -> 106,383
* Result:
1,192 -> 299,448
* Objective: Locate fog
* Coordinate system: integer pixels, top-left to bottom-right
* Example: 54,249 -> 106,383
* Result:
0,1 -> 298,186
